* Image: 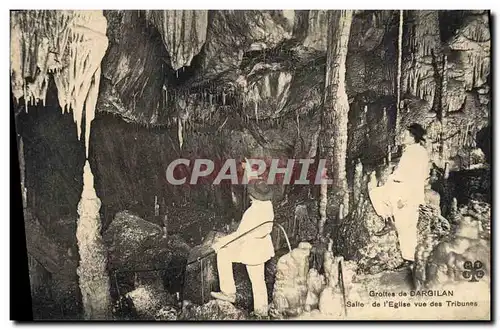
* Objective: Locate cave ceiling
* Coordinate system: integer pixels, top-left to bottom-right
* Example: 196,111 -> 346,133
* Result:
11,10 -> 490,132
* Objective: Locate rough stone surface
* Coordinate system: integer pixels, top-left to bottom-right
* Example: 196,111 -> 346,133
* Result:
103,210 -> 191,271
76,162 -> 112,320
154,306 -> 179,320
413,203 -> 452,289
416,200 -> 490,289
183,231 -> 225,306
100,11 -> 168,125
125,284 -> 166,320
180,300 -> 247,320
351,197 -> 403,274
425,187 -> 441,210
304,268 -> 325,311
146,10 -> 208,71
271,242 -> 312,316
318,286 -> 344,317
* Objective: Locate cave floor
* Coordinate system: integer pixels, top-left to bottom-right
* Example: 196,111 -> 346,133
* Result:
290,268 -> 490,321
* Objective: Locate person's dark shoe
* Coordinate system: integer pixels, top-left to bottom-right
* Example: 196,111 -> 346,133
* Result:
394,260 -> 413,271
374,218 -> 395,236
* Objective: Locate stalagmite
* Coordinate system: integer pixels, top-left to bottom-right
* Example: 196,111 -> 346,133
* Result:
318,10 -> 353,236
444,162 -> 450,179
76,161 -> 112,319
178,117 -> 184,150
254,100 -> 259,123
451,197 -> 458,214
353,159 -> 363,207
318,169 -> 328,239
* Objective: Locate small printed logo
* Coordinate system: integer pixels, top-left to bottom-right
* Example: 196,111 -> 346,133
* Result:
462,260 -> 485,282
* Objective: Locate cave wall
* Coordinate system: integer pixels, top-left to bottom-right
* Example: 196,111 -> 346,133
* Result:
16,82 -> 86,223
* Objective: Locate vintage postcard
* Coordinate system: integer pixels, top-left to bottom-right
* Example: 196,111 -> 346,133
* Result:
10,9 -> 491,321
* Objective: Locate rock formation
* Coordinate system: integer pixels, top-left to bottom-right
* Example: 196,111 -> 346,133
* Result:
416,200 -> 490,289
271,242 -> 312,317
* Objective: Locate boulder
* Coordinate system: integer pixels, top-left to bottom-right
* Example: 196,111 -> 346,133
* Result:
103,211 -> 191,271
183,231 -> 225,306
425,187 -> 441,210
124,284 -> 165,320
355,202 -> 403,274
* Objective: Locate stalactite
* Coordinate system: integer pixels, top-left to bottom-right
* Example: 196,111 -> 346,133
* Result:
84,67 -> 100,158
296,112 -> 301,136
395,10 -> 404,140
10,10 -> 108,153
440,54 -> 449,166
145,10 -> 208,70
382,107 -> 388,133
402,11 -> 441,114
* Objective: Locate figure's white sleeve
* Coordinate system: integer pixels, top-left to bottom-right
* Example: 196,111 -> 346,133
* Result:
390,148 -> 414,183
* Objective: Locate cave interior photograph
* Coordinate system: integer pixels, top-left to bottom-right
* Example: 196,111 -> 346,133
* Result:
9,9 -> 491,321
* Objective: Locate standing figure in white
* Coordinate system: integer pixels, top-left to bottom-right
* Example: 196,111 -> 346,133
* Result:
210,179 -> 275,317
368,123 -> 430,269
